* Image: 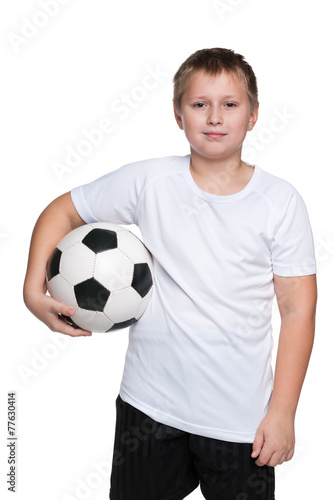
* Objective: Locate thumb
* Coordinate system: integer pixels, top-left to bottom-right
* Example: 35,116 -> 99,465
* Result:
252,427 -> 264,458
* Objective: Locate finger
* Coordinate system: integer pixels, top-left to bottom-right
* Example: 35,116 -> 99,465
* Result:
48,300 -> 92,336
252,430 -> 264,458
266,451 -> 284,467
255,444 -> 273,467
56,314 -> 92,337
49,299 -> 75,318
275,448 -> 293,466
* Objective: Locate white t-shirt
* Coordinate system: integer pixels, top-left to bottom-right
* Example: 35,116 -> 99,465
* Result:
71,154 -> 316,443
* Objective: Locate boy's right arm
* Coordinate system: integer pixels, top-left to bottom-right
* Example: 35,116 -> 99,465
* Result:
23,192 -> 92,336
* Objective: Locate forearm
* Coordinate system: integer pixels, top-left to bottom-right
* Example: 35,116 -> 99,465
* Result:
253,274 -> 317,466
23,192 -> 84,307
269,312 -> 316,418
23,192 -> 91,336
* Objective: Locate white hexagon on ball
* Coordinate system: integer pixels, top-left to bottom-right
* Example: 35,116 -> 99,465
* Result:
117,230 -> 149,264
47,274 -> 77,309
57,224 -> 93,251
72,309 -> 114,333
104,287 -> 142,323
94,249 -> 134,292
60,244 -> 96,285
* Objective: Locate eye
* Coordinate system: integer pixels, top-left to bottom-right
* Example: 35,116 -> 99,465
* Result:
193,102 -> 206,108
225,102 -> 236,108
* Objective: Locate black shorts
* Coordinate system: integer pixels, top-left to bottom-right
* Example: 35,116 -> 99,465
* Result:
110,396 -> 275,500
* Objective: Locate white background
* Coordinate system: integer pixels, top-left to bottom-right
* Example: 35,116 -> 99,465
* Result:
0,0 -> 332,499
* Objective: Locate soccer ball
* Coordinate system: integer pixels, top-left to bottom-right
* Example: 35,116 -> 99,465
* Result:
46,222 -> 154,332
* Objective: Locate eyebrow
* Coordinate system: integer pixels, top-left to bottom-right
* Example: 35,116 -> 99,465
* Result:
186,95 -> 241,101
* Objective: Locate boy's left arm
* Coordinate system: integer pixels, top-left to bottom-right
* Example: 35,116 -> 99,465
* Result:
252,273 -> 317,467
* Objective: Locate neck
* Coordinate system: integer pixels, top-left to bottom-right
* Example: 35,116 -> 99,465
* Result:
189,151 -> 254,196
190,150 -> 246,177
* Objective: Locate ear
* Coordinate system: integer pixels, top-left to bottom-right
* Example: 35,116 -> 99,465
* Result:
247,103 -> 259,131
173,105 -> 184,130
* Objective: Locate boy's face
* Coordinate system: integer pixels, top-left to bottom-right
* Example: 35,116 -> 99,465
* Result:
174,70 -> 258,164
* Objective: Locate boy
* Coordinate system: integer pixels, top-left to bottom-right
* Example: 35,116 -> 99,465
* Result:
23,48 -> 317,500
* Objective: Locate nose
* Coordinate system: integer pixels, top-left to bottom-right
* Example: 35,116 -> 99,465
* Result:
207,105 -> 223,126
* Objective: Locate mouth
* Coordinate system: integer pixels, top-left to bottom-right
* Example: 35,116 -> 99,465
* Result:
203,132 -> 227,140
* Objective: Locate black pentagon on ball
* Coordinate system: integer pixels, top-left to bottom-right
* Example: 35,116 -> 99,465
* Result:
74,278 -> 110,312
107,317 -> 137,331
46,247 -> 62,281
131,263 -> 153,298
82,228 -> 118,254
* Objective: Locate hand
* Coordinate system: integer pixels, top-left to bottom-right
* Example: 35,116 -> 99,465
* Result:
25,291 -> 92,337
251,409 -> 295,467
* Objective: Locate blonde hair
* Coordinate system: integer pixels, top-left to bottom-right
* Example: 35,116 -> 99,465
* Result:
173,48 -> 258,113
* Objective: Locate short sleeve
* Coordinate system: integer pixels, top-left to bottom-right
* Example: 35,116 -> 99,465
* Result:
70,162 -> 143,226
271,190 -> 317,277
